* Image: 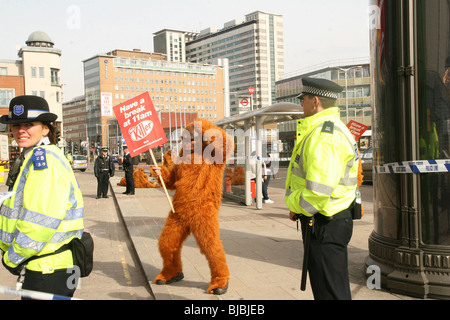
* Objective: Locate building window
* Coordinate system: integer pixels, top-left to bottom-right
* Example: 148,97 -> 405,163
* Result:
51,68 -> 60,85
0,89 -> 14,107
31,67 -> 37,78
39,67 -> 44,78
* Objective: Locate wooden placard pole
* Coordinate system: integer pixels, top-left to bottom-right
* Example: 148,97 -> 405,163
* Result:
149,149 -> 175,213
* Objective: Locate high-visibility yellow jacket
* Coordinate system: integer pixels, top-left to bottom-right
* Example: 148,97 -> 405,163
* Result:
285,107 -> 359,217
0,144 -> 84,274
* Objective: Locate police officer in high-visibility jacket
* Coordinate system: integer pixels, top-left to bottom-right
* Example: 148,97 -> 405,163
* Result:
0,95 -> 84,299
286,78 -> 359,300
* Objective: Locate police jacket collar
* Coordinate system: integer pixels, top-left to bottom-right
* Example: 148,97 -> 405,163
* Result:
22,136 -> 51,159
297,107 -> 340,136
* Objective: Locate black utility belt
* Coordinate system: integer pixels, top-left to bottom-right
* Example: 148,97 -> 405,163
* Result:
298,210 -> 350,223
314,210 -> 352,222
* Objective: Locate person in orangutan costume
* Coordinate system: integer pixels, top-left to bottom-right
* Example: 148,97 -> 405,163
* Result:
151,119 -> 234,295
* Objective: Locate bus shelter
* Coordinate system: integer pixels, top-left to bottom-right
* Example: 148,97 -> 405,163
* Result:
215,102 -> 303,209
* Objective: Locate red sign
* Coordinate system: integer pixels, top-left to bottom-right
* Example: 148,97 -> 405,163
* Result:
113,92 -> 167,157
248,86 -> 255,95
239,98 -> 250,109
347,120 -> 370,141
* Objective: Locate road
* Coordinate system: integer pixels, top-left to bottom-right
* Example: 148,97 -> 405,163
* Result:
0,168 -> 154,300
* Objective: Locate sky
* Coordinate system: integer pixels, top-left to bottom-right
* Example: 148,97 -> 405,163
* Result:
0,0 -> 371,101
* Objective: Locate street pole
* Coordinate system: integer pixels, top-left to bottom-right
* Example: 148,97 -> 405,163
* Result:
345,71 -> 349,124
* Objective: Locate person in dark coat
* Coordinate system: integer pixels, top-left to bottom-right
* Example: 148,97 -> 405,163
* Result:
122,147 -> 135,195
94,147 -> 115,199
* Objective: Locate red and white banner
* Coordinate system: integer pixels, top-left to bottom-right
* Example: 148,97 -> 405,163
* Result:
101,92 -> 113,116
347,120 -> 370,141
113,92 -> 167,157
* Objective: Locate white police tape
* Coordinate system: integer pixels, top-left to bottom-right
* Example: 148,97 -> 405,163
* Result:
0,285 -> 81,300
375,160 -> 450,174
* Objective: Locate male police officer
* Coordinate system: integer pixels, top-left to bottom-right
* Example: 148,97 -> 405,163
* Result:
285,77 -> 359,300
94,147 -> 115,199
122,147 -> 135,195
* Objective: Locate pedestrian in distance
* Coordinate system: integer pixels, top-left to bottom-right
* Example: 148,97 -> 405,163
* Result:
285,77 -> 359,300
66,151 -> 73,164
122,146 -> 135,195
0,95 -> 85,299
94,147 -> 115,199
250,151 -> 274,204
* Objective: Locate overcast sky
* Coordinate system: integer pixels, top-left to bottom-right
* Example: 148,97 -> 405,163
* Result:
0,0 -> 371,101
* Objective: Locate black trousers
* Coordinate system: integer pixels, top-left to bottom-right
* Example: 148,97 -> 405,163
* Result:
22,269 -> 77,299
125,169 -> 135,194
97,171 -> 110,197
300,209 -> 353,300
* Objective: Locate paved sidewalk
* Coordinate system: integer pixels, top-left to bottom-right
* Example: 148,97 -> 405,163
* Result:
110,168 -> 416,300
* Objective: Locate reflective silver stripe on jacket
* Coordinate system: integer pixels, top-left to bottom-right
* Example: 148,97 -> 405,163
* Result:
299,193 -> 319,215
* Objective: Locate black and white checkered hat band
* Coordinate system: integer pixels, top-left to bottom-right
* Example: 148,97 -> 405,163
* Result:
302,85 -> 339,99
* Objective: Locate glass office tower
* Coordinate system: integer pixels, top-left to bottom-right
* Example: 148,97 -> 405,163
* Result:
367,0 -> 450,298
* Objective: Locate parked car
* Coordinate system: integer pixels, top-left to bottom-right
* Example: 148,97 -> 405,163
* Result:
361,146 -> 373,183
111,154 -> 119,163
72,155 -> 88,172
111,154 -> 122,169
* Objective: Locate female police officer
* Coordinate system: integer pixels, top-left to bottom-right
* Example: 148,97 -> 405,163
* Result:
0,95 -> 84,298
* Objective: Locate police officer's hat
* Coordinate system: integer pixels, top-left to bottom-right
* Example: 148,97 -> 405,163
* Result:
101,147 -> 108,152
0,95 -> 58,124
297,77 -> 343,100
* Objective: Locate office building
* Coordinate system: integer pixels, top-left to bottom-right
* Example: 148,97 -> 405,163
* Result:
0,31 -> 63,158
62,95 -> 87,154
82,49 -> 228,150
153,29 -> 198,63
276,60 -> 372,159
154,11 -> 285,115
0,31 -> 62,117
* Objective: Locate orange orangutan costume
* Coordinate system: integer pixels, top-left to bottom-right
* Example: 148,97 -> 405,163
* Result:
150,119 -> 234,295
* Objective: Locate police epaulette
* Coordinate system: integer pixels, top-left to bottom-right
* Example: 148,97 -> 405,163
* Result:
321,121 -> 334,134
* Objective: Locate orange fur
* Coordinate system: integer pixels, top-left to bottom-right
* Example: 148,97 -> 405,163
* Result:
150,119 -> 234,294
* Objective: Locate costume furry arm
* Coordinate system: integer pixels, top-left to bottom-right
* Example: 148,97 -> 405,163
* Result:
150,150 -> 177,189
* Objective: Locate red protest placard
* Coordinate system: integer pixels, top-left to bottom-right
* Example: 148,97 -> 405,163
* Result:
113,92 -> 167,157
347,120 -> 370,141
